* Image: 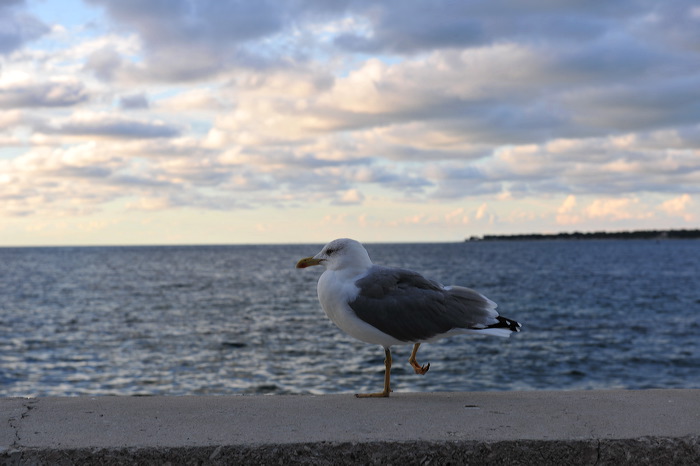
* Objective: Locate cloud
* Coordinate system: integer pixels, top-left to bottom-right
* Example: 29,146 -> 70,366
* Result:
547,193 -> 698,230
334,5 -> 484,54
583,197 -> 644,221
448,209 -> 470,226
326,1 -> 700,63
0,135 -> 21,146
0,76 -> 89,108
556,195 -> 581,225
0,0 -> 49,55
84,45 -> 124,81
3,0 -> 700,242
37,112 -> 182,139
333,188 -> 365,205
87,0 -> 286,45
660,194 -> 695,221
0,144 -> 121,217
85,0 -> 293,80
119,93 -> 150,110
78,0 -> 700,150
474,203 -> 488,221
156,88 -> 224,112
0,109 -> 24,128
0,140 -> 229,218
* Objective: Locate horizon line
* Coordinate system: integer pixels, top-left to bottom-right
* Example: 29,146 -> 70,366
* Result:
1,227 -> 698,249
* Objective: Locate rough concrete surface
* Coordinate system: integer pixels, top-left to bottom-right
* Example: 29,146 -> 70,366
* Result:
2,390 -> 699,465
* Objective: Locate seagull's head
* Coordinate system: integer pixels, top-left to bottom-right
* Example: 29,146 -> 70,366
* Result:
296,238 -> 372,272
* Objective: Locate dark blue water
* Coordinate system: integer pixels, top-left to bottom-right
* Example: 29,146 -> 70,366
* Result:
1,240 -> 698,397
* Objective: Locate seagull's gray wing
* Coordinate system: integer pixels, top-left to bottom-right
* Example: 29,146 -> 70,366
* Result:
348,265 -> 499,342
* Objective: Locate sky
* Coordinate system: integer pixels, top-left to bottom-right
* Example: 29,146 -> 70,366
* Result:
1,0 -> 699,246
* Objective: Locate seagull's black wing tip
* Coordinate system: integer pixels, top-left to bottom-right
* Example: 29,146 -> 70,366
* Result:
489,316 -> 522,332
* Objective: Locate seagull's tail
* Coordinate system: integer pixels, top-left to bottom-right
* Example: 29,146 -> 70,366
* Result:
490,316 -> 521,332
477,316 -> 521,337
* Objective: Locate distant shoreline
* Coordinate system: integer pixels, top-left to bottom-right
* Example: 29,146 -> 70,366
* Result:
467,229 -> 700,241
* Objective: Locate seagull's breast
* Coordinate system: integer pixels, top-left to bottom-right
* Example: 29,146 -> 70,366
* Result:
317,269 -> 403,347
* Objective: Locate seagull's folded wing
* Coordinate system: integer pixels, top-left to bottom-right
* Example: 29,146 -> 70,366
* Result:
348,266 -> 499,342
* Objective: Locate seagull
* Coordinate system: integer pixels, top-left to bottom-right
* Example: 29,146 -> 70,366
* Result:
296,238 -> 521,398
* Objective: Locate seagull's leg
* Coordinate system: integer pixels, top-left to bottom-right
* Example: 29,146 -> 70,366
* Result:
408,343 -> 430,375
356,347 -> 392,398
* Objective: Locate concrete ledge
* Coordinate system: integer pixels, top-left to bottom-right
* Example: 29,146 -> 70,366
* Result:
3,390 -> 699,465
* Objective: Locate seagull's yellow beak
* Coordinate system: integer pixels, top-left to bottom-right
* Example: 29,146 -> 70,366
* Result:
296,257 -> 323,268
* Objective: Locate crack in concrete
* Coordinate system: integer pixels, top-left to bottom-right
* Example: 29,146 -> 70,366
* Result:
9,399 -> 38,448
7,415 -> 19,448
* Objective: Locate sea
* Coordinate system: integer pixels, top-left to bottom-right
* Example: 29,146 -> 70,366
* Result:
1,240 -> 698,397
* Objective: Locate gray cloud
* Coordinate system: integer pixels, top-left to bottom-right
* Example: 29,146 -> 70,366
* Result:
83,0 -> 700,137
39,115 -> 181,139
119,93 -> 150,110
0,0 -> 49,55
0,80 -> 89,108
564,78 -> 700,133
86,0 -> 293,79
84,46 -> 124,82
330,0 -> 642,54
335,13 -> 484,54
86,0 -> 285,44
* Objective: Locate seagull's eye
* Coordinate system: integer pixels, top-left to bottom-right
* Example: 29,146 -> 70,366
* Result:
325,248 -> 335,255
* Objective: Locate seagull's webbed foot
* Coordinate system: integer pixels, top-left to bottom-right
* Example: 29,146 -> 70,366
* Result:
410,362 -> 430,375
409,343 -> 430,375
355,347 -> 392,398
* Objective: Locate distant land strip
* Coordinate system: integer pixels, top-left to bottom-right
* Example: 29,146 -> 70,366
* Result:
467,229 -> 700,241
